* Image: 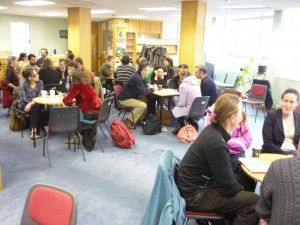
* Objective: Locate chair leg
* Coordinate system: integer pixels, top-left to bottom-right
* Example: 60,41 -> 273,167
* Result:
98,124 -> 107,139
104,122 -> 112,139
96,135 -> 105,153
255,104 -> 259,123
45,136 -> 51,168
75,131 -> 86,162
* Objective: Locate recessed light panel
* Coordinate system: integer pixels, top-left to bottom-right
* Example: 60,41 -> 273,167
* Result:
14,1 -> 55,6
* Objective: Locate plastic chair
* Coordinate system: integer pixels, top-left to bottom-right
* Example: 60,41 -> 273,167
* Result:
44,84 -> 64,92
243,84 -> 267,123
43,106 -> 86,168
113,85 -> 135,123
20,183 -> 77,225
224,72 -> 238,87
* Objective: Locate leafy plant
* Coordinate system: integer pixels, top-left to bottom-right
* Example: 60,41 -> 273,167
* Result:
236,57 -> 255,94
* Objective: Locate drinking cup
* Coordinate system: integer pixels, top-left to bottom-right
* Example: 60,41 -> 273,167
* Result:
158,85 -> 163,90
252,146 -> 262,158
41,90 -> 48,97
49,90 -> 55,97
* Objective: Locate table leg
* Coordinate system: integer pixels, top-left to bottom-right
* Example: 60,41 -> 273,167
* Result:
159,97 -> 163,133
0,164 -> 3,192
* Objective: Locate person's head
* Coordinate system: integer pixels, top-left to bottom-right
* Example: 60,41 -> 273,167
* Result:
41,58 -> 54,70
68,53 -> 75,61
137,56 -> 146,64
28,54 -> 37,66
211,94 -> 243,132
18,52 -> 28,62
106,55 -> 116,68
195,65 -> 207,80
58,58 -> 67,71
281,88 -> 300,117
7,56 -> 17,67
75,57 -> 84,69
121,55 -> 130,65
67,61 -> 77,77
71,68 -> 88,85
154,66 -> 165,79
221,88 -> 243,98
164,57 -> 173,67
138,61 -> 150,79
64,50 -> 72,59
22,68 -> 39,83
40,48 -> 48,58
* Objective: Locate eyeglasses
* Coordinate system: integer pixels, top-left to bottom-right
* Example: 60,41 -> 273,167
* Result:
31,73 -> 39,77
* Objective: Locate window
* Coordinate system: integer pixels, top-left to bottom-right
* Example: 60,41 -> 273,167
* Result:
10,22 -> 31,55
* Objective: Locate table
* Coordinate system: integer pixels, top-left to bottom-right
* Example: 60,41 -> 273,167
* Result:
33,95 -> 64,105
153,88 -> 179,132
214,80 -> 233,88
241,153 -> 292,182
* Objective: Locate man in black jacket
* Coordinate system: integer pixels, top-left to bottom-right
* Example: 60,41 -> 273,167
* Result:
119,61 -> 152,129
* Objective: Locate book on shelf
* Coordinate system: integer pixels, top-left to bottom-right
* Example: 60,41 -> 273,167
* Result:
239,157 -> 269,174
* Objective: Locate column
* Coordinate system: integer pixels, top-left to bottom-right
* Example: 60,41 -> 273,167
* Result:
179,1 -> 206,73
68,7 -> 91,69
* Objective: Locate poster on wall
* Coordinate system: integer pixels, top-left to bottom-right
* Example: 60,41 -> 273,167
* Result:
116,27 -> 126,57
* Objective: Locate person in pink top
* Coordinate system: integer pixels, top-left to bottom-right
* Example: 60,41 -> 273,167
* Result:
205,88 -> 256,191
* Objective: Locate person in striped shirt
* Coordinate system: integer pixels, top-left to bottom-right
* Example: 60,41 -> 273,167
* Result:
115,55 -> 135,86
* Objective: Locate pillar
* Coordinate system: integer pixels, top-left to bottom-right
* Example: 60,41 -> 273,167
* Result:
179,1 -> 206,73
68,7 -> 91,69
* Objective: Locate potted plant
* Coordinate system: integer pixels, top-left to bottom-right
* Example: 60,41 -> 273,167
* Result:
236,57 -> 256,95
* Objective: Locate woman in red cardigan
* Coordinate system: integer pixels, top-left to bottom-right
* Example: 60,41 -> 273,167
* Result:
59,68 -> 101,151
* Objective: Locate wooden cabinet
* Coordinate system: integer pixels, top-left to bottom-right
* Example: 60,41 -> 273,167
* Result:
128,20 -> 139,32
139,21 -> 151,33
150,21 -> 162,35
0,58 -> 7,87
125,32 -> 137,64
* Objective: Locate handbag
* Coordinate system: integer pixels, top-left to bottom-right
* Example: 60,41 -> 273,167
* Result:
155,108 -> 171,127
177,124 -> 198,143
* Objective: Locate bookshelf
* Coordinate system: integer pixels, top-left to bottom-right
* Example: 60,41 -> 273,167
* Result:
125,32 -> 136,64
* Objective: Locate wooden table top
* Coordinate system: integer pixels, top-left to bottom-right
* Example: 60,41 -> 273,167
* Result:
241,153 -> 293,182
153,88 -> 179,97
33,95 -> 64,105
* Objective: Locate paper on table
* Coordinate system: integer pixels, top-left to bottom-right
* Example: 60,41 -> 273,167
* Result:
239,157 -> 269,174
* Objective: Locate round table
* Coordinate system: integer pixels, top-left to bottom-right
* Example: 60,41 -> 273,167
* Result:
33,95 -> 64,105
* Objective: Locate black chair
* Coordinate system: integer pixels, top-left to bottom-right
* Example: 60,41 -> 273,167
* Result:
185,96 -> 210,125
95,96 -> 114,152
43,84 -> 64,92
43,106 -> 86,168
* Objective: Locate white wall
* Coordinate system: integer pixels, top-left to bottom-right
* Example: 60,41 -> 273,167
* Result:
0,14 -> 68,56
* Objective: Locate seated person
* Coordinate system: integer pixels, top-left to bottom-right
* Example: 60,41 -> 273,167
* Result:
150,66 -> 167,88
61,61 -> 76,93
163,56 -> 175,80
172,74 -> 201,134
118,61 -> 152,129
17,68 -> 44,139
115,55 -> 135,86
5,56 -> 20,94
176,94 -> 259,225
100,55 -> 116,92
262,88 -> 300,156
206,88 -> 256,192
256,150 -> 300,225
60,69 -> 102,151
38,58 -> 60,86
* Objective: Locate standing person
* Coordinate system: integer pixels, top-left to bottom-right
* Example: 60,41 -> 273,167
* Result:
16,52 -> 28,75
256,148 -> 300,225
59,69 -> 101,151
38,58 -> 60,86
100,55 -> 116,92
205,88 -> 256,192
61,61 -> 77,93
115,55 -> 135,86
172,74 -> 201,134
20,54 -> 40,83
17,68 -> 44,139
36,48 -> 48,67
5,56 -> 20,94
195,65 -> 218,106
119,61 -> 153,129
163,56 -> 175,80
176,94 -> 259,225
75,57 -> 94,84
262,88 -> 300,156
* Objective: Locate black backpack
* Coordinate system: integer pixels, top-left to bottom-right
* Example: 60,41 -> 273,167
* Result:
142,114 -> 160,135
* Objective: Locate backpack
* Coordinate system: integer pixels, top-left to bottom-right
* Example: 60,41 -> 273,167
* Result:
142,114 -> 160,135
110,118 -> 136,149
177,124 -> 198,143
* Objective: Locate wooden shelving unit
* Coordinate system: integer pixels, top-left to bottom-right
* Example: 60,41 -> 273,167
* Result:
125,32 -> 136,64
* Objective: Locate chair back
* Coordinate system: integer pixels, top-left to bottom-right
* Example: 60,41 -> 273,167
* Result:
224,72 -> 238,87
48,106 -> 80,134
248,84 -> 267,102
98,96 -> 113,123
21,183 -> 77,225
114,85 -> 122,97
214,70 -> 227,83
188,96 -> 210,119
44,84 -> 63,92
1,79 -> 14,109
105,91 -> 115,99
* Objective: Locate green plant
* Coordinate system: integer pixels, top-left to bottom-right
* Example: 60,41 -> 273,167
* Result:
236,57 -> 255,93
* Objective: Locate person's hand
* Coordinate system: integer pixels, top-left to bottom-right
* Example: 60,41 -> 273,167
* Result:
24,101 -> 34,113
260,219 -> 269,225
153,83 -> 158,91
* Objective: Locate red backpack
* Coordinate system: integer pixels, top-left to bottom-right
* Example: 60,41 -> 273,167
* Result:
110,118 -> 136,149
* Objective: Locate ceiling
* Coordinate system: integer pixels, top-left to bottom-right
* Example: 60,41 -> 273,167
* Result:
1,0 -> 300,22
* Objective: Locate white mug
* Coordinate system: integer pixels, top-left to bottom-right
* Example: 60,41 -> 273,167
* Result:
41,90 -> 48,97
49,90 -> 55,97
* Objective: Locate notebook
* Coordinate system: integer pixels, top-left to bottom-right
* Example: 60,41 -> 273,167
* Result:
239,157 -> 269,174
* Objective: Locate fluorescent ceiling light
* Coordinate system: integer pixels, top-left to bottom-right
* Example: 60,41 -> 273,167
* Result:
170,14 -> 181,18
139,7 -> 179,12
38,12 -> 67,17
0,6 -> 8,9
219,5 -> 269,10
14,1 -> 55,6
91,10 -> 114,14
117,15 -> 147,19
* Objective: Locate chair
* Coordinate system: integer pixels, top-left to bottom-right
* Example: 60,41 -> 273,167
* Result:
20,183 -> 77,225
243,84 -> 267,123
224,72 -> 238,87
113,85 -> 135,123
140,150 -> 224,225
43,106 -> 86,168
1,79 -> 14,117
43,84 -> 64,92
95,96 -> 114,152
185,96 -> 210,128
213,70 -> 227,83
